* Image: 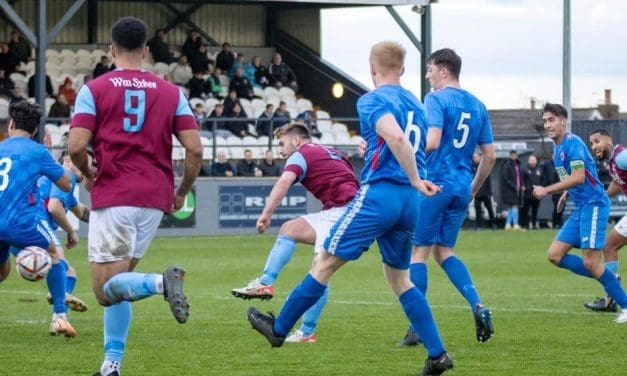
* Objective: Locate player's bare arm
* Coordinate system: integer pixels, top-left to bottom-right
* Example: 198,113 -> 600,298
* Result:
47,198 -> 79,249
471,144 -> 496,197
68,127 -> 95,190
533,166 -> 585,199
70,204 -> 90,223
426,128 -> 442,153
174,129 -> 202,211
53,171 -> 73,193
257,171 -> 298,233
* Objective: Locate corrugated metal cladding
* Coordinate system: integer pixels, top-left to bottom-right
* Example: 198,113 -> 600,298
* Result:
0,0 -> 87,43
276,8 -> 320,53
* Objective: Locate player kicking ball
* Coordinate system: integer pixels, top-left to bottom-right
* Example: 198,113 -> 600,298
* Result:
232,122 -> 360,343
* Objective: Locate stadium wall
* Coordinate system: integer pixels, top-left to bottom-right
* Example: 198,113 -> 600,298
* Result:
276,8 -> 320,53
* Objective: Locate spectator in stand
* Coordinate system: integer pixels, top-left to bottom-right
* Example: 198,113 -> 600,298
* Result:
227,102 -> 251,138
268,52 -> 297,92
189,44 -> 211,74
193,103 -> 206,124
207,67 -> 223,98
93,56 -> 111,78
9,86 -> 25,105
207,103 -> 232,137
250,56 -> 269,88
8,31 -> 31,63
229,53 -> 249,79
521,154 -> 543,230
0,68 -> 14,97
256,104 -> 275,137
237,149 -> 262,177
472,152 -> 495,230
259,149 -> 281,177
147,28 -> 176,64
171,55 -> 193,85
27,74 -> 54,98
501,150 -> 523,230
223,89 -> 239,115
57,77 -> 77,106
211,150 -> 235,177
188,71 -> 211,99
77,74 -> 92,93
182,30 -> 202,62
272,101 -> 291,128
541,152 -> 563,229
48,93 -> 71,120
229,68 -> 253,99
0,43 -> 19,74
296,110 -> 322,138
216,42 -> 235,73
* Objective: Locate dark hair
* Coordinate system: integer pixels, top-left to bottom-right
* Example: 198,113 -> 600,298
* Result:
222,42 -> 230,48
509,150 -> 517,155
265,104 -> 273,110
111,17 -> 148,52
280,122 -> 310,140
428,48 -> 462,79
590,128 -> 611,138
542,103 -> 568,119
9,101 -> 42,134
244,149 -> 252,154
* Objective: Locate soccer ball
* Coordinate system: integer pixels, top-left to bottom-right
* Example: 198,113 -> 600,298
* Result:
16,246 -> 52,282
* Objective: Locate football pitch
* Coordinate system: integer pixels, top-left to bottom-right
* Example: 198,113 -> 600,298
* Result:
1,230 -> 625,375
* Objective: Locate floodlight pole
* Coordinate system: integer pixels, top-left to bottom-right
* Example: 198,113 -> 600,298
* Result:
420,5 -> 432,100
563,0 -> 571,131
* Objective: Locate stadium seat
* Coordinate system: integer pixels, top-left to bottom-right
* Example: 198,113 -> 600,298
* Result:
44,98 -> 55,117
75,49 -> 90,57
218,75 -> 230,88
154,62 -> 170,76
45,49 -> 59,58
332,122 -> 349,134
251,98 -> 266,110
335,132 -> 351,145
320,132 -> 335,145
242,135 -> 258,147
226,136 -> 243,146
59,49 -> 74,58
252,107 -> 265,118
230,146 -> 245,159
46,55 -> 61,65
0,98 -> 9,119
90,49 -> 107,58
278,87 -> 295,98
311,136 -> 321,144
189,97 -> 204,108
58,124 -> 70,135
172,135 -> 182,147
205,98 -> 221,112
316,110 -> 330,119
350,135 -> 364,145
317,120 -> 332,133
200,136 -> 212,146
296,98 -> 313,112
239,98 -> 253,117
264,87 -> 279,97
257,135 -> 270,147
253,86 -> 265,99
265,95 -> 280,108
287,107 -> 298,118
215,136 -> 227,146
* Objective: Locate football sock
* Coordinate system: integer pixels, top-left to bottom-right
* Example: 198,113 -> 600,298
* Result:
410,262 -> 428,296
301,285 -> 330,337
99,361 -> 121,376
512,207 -> 519,226
274,274 -> 326,337
599,269 -> 627,309
47,262 -> 67,314
399,288 -> 446,358
104,301 -> 132,364
66,275 -> 77,295
104,272 -> 161,304
442,256 -> 482,309
606,261 -> 619,275
260,235 -> 297,286
558,254 -> 592,278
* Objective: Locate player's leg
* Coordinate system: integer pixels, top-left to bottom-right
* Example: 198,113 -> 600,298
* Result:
549,208 -> 591,275
46,245 -> 88,313
531,199 -> 540,229
484,196 -> 496,229
232,216 -> 315,300
474,197 -> 483,230
0,243 -> 10,283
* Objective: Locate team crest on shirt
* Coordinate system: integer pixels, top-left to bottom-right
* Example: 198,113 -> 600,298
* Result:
560,152 -> 565,161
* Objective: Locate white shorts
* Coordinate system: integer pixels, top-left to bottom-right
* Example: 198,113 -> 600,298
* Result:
302,206 -> 348,254
88,206 -> 163,263
615,214 -> 627,238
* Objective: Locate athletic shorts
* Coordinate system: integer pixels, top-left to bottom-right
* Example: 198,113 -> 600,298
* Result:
88,206 -> 163,263
414,190 -> 471,248
614,214 -> 627,238
0,216 -> 56,264
557,201 -> 610,250
302,206 -> 348,254
323,182 -> 418,270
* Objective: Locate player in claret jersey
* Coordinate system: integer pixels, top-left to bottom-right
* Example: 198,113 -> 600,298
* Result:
533,103 -> 627,325
68,17 -> 202,376
586,129 -> 627,312
232,122 -> 359,343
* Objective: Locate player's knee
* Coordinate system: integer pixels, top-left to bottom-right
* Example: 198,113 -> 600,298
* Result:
582,255 -> 599,272
95,290 -> 112,306
278,221 -> 298,238
547,251 -> 562,266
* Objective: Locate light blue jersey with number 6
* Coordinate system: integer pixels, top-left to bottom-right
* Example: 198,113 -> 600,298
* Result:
424,87 -> 494,193
357,84 -> 428,185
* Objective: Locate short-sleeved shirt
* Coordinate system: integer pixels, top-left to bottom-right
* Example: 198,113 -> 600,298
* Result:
553,133 -> 607,206
357,85 -> 428,185
37,173 -> 78,231
71,69 -> 198,213
424,87 -> 494,193
0,137 -> 65,231
608,144 -> 627,194
283,143 -> 359,210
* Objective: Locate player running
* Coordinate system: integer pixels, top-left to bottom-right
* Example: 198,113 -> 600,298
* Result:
68,17 -> 202,376
533,103 -> 627,324
231,122 -> 359,343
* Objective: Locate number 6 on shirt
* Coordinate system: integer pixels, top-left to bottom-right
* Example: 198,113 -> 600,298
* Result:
124,89 -> 146,133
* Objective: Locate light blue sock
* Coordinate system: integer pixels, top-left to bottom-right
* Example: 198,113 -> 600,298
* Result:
512,207 -> 519,226
599,269 -> 627,309
104,272 -> 160,304
399,288 -> 446,358
442,256 -> 482,310
409,262 -> 428,296
507,209 -> 513,226
301,286 -> 330,336
46,262 -> 67,314
558,254 -> 592,278
274,274 -> 326,337
606,261 -> 619,275
104,301 -> 132,363
259,235 -> 297,286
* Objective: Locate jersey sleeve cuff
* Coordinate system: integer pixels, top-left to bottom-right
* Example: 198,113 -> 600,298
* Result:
174,115 -> 200,133
71,114 -> 97,132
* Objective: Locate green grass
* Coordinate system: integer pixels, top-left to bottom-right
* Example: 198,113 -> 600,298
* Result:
1,231 -> 626,375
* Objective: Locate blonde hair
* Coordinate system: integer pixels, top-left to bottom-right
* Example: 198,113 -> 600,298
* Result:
370,41 -> 406,76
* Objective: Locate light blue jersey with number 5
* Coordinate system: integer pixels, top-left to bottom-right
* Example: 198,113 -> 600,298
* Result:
424,87 -> 494,192
358,84 -> 428,185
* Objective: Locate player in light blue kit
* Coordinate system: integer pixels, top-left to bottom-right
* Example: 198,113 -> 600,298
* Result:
402,48 -> 496,347
247,41 -> 454,375
0,101 -> 73,335
533,103 -> 627,324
